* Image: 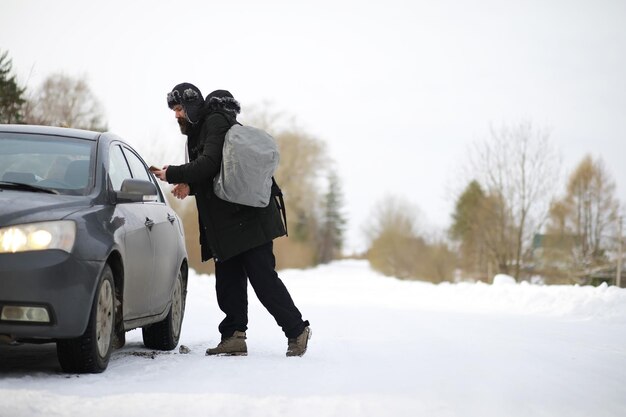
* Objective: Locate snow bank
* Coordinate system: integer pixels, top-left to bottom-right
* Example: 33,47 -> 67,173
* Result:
289,260 -> 626,322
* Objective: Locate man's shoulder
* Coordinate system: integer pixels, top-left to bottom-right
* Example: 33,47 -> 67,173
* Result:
199,112 -> 234,140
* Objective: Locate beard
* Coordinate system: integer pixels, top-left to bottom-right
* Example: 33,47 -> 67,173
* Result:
177,117 -> 190,135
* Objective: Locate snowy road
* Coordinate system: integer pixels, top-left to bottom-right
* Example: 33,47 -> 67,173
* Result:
2,260 -> 626,417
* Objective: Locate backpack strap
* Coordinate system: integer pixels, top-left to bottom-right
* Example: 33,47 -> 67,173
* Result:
271,177 -> 288,237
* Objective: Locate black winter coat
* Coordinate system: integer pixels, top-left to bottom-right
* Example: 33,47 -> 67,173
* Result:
166,111 -> 286,262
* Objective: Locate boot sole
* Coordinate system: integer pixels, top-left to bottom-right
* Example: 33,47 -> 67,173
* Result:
205,351 -> 248,357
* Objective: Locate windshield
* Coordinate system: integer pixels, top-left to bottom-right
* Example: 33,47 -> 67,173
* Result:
0,133 -> 96,196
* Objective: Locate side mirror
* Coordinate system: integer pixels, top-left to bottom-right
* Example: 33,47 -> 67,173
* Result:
115,179 -> 158,203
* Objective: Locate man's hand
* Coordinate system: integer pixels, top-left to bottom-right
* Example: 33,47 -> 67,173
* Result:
172,183 -> 190,200
152,165 -> 169,181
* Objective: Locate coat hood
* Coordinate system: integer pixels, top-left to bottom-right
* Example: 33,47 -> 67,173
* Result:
205,90 -> 241,118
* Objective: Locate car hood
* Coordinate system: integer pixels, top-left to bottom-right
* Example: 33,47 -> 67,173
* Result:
0,189 -> 92,226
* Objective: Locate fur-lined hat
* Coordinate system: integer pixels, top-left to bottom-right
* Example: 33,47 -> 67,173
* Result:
167,83 -> 204,123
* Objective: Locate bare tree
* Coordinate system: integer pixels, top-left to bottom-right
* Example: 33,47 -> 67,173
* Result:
567,155 -> 619,263
366,196 -> 422,279
546,155 -> 620,279
365,196 -> 456,282
273,128 -> 326,232
23,73 -> 107,131
469,121 -> 560,280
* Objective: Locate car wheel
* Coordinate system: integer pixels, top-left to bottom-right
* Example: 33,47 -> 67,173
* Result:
142,269 -> 186,350
56,264 -> 115,373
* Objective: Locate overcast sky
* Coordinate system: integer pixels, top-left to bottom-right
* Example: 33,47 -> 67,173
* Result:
2,0 -> 625,252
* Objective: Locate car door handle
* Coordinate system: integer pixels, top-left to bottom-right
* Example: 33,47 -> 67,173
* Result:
167,213 -> 176,224
145,217 -> 154,230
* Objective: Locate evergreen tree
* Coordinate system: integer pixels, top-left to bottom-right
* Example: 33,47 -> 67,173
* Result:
450,180 -> 485,241
450,180 -> 496,281
317,170 -> 347,263
0,50 -> 26,124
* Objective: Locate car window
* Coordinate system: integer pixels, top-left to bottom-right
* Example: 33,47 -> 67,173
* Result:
108,145 -> 132,191
123,148 -> 151,182
122,147 -> 165,203
0,133 -> 94,196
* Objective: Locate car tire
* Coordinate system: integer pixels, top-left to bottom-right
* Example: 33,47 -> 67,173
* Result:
142,269 -> 185,350
56,264 -> 116,373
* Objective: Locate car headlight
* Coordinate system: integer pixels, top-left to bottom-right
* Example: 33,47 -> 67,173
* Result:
0,221 -> 76,254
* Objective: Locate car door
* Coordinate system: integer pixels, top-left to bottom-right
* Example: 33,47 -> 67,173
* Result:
122,147 -> 180,316
108,144 -> 154,319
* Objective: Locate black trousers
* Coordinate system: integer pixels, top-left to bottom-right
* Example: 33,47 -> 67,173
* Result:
214,241 -> 309,339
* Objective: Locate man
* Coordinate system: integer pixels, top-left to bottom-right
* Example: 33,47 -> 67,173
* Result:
154,83 -> 311,357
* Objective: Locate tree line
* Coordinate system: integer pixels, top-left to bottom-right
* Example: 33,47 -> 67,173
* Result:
366,121 -> 623,286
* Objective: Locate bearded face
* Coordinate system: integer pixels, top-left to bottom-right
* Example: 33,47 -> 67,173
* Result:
177,116 -> 190,135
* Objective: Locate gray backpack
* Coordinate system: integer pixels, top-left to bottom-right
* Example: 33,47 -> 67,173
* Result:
213,124 -> 279,207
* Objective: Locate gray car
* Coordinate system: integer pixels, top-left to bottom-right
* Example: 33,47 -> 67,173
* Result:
0,124 -> 188,373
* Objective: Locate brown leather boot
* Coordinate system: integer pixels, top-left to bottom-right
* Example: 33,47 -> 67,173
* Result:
206,331 -> 247,356
286,327 -> 311,357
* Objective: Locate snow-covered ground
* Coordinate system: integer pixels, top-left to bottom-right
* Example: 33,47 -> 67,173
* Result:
2,259 -> 626,417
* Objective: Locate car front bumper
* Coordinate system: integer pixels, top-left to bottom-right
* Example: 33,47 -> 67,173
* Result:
0,250 -> 103,340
